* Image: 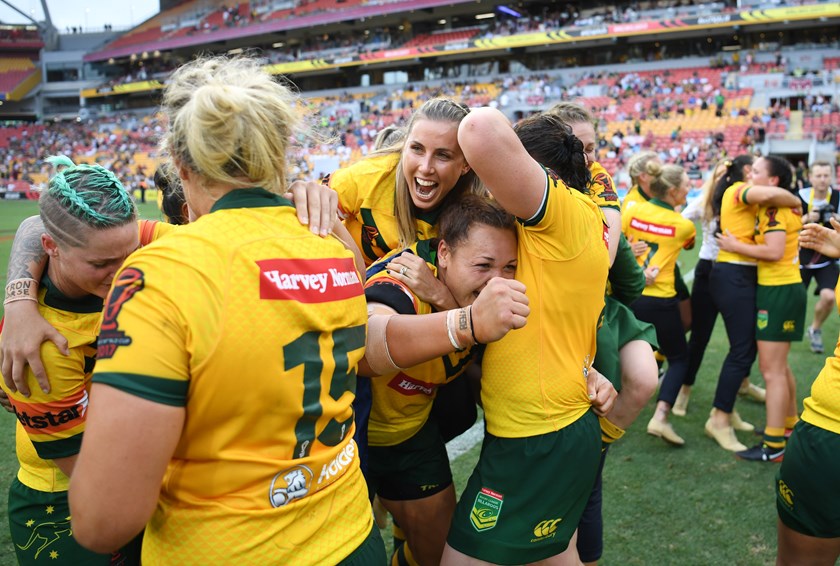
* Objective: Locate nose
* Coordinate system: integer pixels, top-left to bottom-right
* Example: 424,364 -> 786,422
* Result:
419,152 -> 434,174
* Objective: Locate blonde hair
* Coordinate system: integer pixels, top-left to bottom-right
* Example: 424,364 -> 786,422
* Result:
547,102 -> 596,128
374,98 -> 482,248
627,151 -> 659,186
647,162 -> 686,200
699,160 -> 729,222
161,56 -> 300,195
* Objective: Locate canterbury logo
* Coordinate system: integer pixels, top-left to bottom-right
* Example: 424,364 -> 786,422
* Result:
778,480 -> 794,506
533,519 -> 562,538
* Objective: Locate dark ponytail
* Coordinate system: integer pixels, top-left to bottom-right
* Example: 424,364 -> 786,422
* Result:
712,154 -> 754,217
764,155 -> 794,192
514,113 -> 591,194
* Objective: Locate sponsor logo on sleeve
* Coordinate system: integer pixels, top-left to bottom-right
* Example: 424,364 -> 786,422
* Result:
12,388 -> 88,434
629,217 -> 676,237
258,257 -> 362,303
97,268 -> 144,359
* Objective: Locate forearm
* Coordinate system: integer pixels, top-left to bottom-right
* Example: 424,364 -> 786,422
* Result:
6,216 -> 47,282
331,222 -> 366,283
387,309 -> 473,368
729,239 -> 782,261
745,186 -> 800,208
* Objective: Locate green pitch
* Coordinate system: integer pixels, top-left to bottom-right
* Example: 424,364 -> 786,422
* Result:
0,200 -> 833,564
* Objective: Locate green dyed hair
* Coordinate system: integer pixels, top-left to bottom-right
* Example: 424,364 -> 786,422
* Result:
45,155 -> 76,170
40,163 -> 137,247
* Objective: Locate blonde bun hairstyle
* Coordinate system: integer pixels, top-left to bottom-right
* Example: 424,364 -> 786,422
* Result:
161,56 -> 300,195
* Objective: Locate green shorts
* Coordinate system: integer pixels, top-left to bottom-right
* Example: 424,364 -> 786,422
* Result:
367,417 -> 452,501
595,296 -> 659,389
447,411 -> 601,565
338,524 -> 387,566
8,478 -> 142,565
777,421 -> 840,538
756,283 -> 806,342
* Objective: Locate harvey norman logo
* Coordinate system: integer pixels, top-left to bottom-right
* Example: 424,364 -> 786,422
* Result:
630,218 -> 676,237
258,257 -> 362,303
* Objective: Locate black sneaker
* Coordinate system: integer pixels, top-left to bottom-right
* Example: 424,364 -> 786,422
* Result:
735,443 -> 784,462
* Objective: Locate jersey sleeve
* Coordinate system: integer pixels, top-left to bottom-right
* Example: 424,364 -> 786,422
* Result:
679,219 -> 697,249
326,166 -> 359,221
733,184 -> 751,205
608,233 -> 645,305
760,206 -> 785,234
588,162 -> 620,211
519,168 -> 608,260
93,254 -> 190,407
137,219 -> 177,246
2,342 -> 89,460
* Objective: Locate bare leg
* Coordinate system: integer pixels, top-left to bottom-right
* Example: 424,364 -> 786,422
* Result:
382,484 -> 456,566
758,341 -> 791,432
777,519 -> 840,566
812,287 -> 835,331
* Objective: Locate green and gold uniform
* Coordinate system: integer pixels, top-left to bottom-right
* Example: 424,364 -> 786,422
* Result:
620,183 -> 650,213
93,188 -> 377,565
755,205 -> 806,341
364,241 -> 478,499
622,199 -> 696,298
777,279 -> 840,537
328,153 -> 441,265
1,277 -> 129,565
448,169 -> 609,564
717,182 -> 758,266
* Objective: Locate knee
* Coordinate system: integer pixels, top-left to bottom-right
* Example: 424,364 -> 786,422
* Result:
820,288 -> 835,303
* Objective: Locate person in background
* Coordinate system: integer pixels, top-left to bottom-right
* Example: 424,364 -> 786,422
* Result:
622,163 -> 696,446
798,161 -> 839,354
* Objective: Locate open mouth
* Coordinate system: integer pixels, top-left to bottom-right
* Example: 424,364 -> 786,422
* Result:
414,177 -> 438,200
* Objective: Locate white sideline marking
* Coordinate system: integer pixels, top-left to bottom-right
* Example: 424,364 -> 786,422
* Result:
446,418 -> 484,460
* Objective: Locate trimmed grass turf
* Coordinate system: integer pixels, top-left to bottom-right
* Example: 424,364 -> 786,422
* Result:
0,201 -> 833,564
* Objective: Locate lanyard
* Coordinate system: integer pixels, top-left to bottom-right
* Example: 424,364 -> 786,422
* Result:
809,187 -> 832,210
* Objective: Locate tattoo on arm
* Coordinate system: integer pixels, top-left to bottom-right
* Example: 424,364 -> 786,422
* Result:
6,216 -> 47,282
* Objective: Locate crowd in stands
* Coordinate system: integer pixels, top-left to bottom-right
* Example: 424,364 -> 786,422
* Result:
1,60 -> 837,195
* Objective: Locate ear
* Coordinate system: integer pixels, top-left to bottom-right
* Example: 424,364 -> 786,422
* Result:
437,239 -> 451,269
41,234 -> 59,258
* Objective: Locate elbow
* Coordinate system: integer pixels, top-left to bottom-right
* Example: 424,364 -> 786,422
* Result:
767,251 -> 784,262
457,108 -> 502,159
71,515 -> 127,555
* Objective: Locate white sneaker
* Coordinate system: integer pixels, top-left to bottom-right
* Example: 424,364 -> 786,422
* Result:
808,327 -> 824,354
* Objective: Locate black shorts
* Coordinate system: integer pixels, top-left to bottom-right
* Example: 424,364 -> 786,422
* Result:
801,263 -> 839,295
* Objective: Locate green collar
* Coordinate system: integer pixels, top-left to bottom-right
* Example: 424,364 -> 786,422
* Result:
210,187 -> 294,213
41,273 -> 103,314
650,198 -> 675,211
634,185 -> 652,201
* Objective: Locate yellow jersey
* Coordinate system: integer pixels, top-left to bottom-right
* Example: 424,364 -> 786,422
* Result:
755,205 -> 802,286
328,153 -> 440,265
802,280 -> 840,435
717,182 -> 758,265
364,240 -> 478,446
621,184 -> 650,213
588,161 -> 620,212
1,276 -> 102,493
93,188 -> 372,565
481,169 -> 609,438
622,199 -> 696,298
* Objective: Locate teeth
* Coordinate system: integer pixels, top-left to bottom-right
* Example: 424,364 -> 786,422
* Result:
416,178 -> 436,187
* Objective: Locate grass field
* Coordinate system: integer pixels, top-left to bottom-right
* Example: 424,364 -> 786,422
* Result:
0,199 -> 834,564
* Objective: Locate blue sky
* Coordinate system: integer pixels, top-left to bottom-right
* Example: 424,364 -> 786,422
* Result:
0,0 -> 160,32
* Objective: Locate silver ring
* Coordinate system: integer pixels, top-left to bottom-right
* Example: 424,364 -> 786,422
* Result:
400,266 -> 408,276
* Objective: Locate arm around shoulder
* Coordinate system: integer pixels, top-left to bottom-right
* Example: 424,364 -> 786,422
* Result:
457,108 -> 546,220
744,185 -> 800,208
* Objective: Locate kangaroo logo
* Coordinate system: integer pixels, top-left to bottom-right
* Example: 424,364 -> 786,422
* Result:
17,517 -> 72,559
